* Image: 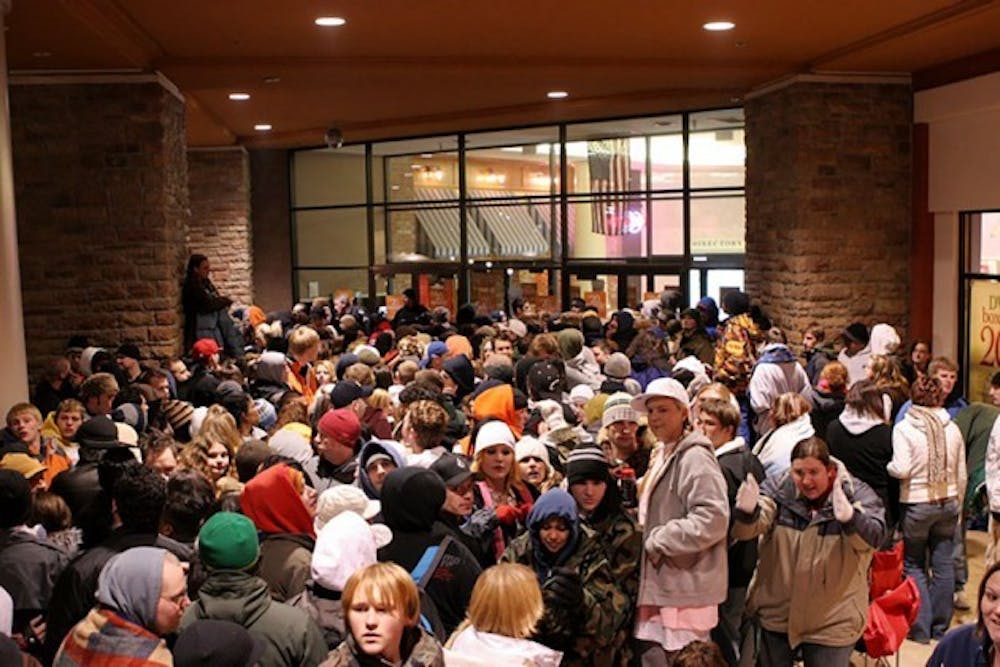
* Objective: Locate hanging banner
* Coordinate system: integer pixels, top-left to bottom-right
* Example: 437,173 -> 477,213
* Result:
968,279 -> 1000,403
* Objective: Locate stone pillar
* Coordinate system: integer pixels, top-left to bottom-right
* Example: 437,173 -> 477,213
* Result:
745,78 -> 912,342
0,0 -> 30,412
188,148 -> 253,305
249,149 -> 292,311
9,75 -> 189,377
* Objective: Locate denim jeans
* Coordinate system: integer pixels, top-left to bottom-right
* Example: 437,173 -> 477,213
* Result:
901,500 -> 959,640
758,629 -> 854,667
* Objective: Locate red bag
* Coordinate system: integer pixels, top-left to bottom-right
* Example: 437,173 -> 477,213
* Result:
862,577 -> 921,658
869,541 -> 904,601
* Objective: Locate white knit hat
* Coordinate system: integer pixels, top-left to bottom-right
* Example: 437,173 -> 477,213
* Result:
473,420 -> 516,457
602,391 -> 640,428
311,511 -> 392,592
569,384 -> 595,406
515,436 -> 550,467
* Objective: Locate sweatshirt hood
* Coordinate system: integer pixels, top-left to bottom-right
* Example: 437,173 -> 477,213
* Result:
757,343 -> 797,365
254,351 -> 287,385
838,405 -> 885,435
380,467 -> 446,532
905,406 -> 951,431
471,383 -> 523,438
527,489 -> 580,581
240,463 -> 316,538
358,439 -> 406,499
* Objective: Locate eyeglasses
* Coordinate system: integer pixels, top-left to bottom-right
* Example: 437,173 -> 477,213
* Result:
161,589 -> 188,607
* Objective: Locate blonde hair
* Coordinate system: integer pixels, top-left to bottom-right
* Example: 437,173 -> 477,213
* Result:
314,360 -> 336,383
460,563 -> 543,640
819,361 -> 849,394
6,402 -> 42,427
198,405 -> 243,455
368,388 -> 392,411
342,562 -> 420,626
867,355 -> 908,394
344,362 -> 375,387
771,393 -> 812,427
472,446 -> 523,490
288,327 -> 320,356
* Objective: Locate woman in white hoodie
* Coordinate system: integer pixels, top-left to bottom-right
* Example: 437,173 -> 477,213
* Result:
752,393 -> 815,479
446,563 -> 563,667
888,375 -> 966,643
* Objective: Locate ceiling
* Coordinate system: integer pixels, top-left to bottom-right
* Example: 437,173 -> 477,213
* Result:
6,0 -> 1000,148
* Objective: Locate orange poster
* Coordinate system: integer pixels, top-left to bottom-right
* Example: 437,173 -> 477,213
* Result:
584,291 -> 607,319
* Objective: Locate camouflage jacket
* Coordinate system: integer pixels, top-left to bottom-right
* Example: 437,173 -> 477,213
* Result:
501,524 -> 630,667
585,510 -> 640,665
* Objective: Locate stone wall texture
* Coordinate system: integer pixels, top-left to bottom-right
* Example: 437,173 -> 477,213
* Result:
10,82 -> 190,376
188,148 -> 253,305
745,82 -> 912,343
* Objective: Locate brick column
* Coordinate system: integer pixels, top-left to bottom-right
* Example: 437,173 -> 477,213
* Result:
10,76 -> 189,376
188,148 -> 253,305
744,78 -> 912,342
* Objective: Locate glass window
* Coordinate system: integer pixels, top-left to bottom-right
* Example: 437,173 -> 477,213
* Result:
295,269 -> 368,301
294,208 -> 369,267
967,212 -> 1000,273
465,127 -> 560,199
385,204 -> 470,263
690,194 -> 745,254
292,146 -> 367,207
468,197 -> 553,260
689,110 -> 745,189
650,197 -> 683,256
568,196 -> 646,259
373,136 -> 459,203
568,273 -> 619,317
649,134 -> 683,192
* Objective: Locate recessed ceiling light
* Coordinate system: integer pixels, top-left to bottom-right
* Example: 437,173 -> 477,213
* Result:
263,76 -> 281,84
32,51 -> 52,58
547,91 -> 569,99
254,124 -> 272,132
703,21 -> 735,31
228,92 -> 250,101
420,153 -> 433,159
315,16 -> 346,27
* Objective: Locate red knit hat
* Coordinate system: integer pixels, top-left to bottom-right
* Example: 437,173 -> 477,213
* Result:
318,408 -> 361,444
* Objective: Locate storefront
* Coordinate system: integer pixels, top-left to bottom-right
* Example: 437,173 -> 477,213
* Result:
961,211 -> 1000,403
289,108 -> 746,317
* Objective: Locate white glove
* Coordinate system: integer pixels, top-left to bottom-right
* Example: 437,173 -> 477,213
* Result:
735,473 -> 760,514
832,481 -> 854,523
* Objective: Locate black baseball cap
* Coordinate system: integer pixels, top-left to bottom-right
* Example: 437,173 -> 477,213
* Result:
430,453 -> 473,488
330,381 -> 374,409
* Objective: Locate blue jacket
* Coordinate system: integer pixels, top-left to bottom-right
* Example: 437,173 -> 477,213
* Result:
927,623 -> 989,666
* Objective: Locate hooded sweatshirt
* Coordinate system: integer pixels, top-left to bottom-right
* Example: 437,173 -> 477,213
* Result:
526,489 -> 580,584
471,384 -> 523,439
749,344 -> 811,435
241,464 -> 316,602
826,407 -> 897,525
358,439 -> 406,499
378,468 -> 482,636
752,413 -> 815,480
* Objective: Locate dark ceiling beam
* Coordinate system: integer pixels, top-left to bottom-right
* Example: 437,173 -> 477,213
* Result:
57,0 -> 165,67
806,0 -> 998,70
913,46 -> 1000,90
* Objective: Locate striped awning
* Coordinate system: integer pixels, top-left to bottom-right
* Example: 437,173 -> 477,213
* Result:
412,188 -> 490,259
468,189 -> 549,257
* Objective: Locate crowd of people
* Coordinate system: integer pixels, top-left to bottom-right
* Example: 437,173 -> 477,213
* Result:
3,260 -> 1000,666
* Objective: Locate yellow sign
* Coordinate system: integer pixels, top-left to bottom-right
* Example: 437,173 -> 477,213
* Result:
968,279 -> 1000,403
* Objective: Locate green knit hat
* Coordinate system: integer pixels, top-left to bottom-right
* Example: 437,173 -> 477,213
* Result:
197,512 -> 260,570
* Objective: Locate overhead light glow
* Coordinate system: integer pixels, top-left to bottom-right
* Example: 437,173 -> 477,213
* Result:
703,21 -> 735,31
547,91 -> 569,99
254,124 -> 272,132
315,16 -> 346,27
228,92 -> 250,101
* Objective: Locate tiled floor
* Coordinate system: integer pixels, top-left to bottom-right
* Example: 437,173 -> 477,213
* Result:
851,529 -> 988,666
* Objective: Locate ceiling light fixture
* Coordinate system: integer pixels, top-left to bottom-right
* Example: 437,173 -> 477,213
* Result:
315,16 -> 346,27
547,91 -> 569,99
254,124 -> 272,132
703,21 -> 735,31
32,51 -> 53,58
228,92 -> 250,101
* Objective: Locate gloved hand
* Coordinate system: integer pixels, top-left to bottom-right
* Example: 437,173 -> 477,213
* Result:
832,480 -> 854,523
543,567 -> 584,611
461,507 -> 498,538
495,504 -> 520,526
735,473 -> 759,514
